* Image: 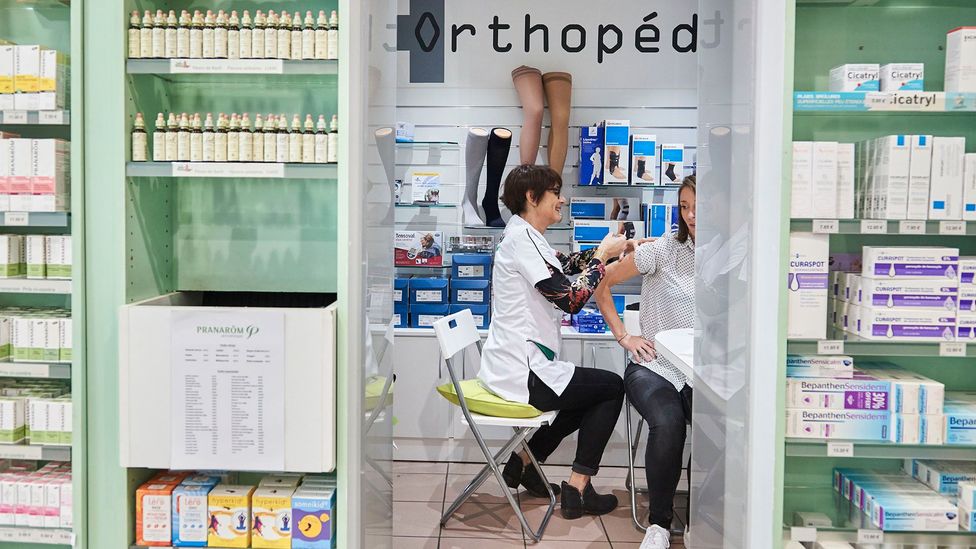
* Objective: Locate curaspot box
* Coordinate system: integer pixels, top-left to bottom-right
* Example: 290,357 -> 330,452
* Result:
136,482 -> 177,546
207,485 -> 256,548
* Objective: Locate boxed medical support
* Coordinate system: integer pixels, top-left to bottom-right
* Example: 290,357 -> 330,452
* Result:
630,134 -> 657,184
570,198 -> 640,221
449,304 -> 489,330
602,120 -> 630,184
572,220 -> 643,242
659,144 -> 684,185
787,233 -> 829,339
578,125 -> 604,186
451,253 -> 492,280
644,203 -> 678,238
829,64 -> 880,92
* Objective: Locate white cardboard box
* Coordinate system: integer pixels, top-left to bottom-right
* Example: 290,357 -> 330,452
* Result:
0,46 -> 13,94
836,143 -> 855,219
946,27 -> 976,93
829,63 -> 880,92
908,135 -> 933,220
788,233 -> 829,339
881,63 -> 924,91
929,136 -> 966,220
812,141 -> 838,218
659,143 -> 684,185
877,135 -> 910,220
964,153 -> 976,221
13,46 -> 39,93
791,142 -> 814,218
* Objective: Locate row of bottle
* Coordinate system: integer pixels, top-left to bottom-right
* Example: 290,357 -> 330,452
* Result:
131,112 -> 338,164
127,9 -> 339,61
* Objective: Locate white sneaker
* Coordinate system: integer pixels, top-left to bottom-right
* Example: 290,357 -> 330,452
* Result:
639,524 -> 671,549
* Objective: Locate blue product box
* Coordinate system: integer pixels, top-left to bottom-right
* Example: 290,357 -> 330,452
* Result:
172,484 -> 215,547
394,278 -> 409,305
410,304 -> 450,328
572,308 -> 606,333
570,198 -> 609,219
645,203 -> 678,237
631,134 -> 658,184
573,242 -> 598,252
603,120 -> 631,184
449,304 -> 490,329
409,277 -> 449,305
451,279 -> 491,305
292,488 -> 336,548
393,304 -> 408,328
452,254 -> 492,280
579,125 -> 605,186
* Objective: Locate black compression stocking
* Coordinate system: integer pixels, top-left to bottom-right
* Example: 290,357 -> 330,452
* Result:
483,128 -> 512,227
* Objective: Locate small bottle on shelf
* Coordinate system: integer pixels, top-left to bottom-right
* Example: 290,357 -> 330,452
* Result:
315,114 -> 328,164
277,12 -> 292,60
215,10 -> 229,59
165,112 -> 178,161
302,114 -> 315,164
252,10 -> 266,59
214,113 -> 228,162
227,11 -> 240,60
290,12 -> 303,61
152,113 -> 166,162
227,114 -> 241,162
190,114 -> 203,162
289,114 -> 303,163
132,113 -> 148,162
302,11 -> 315,60
128,11 -> 142,59
239,10 -> 253,59
327,114 -> 338,163
275,114 -> 289,163
263,114 -> 277,162
264,10 -> 279,60
239,113 -> 253,162
139,11 -> 153,59
202,10 -> 215,58
189,10 -> 204,59
177,113 -> 191,161
314,10 -> 328,60
164,10 -> 178,59
252,114 -> 265,162
177,10 -> 191,59
327,10 -> 339,60
152,10 -> 166,59
203,113 -> 215,162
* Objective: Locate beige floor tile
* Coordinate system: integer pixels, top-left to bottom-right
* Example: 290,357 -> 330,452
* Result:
392,536 -> 440,549
599,506 -> 647,543
440,500 -> 526,540
394,472 -> 448,503
445,474 -> 517,503
519,505 -> 609,542
439,537 -> 526,549
449,461 -> 498,475
610,541 -> 684,548
528,540 -> 611,548
395,461 -> 450,475
393,501 -> 445,538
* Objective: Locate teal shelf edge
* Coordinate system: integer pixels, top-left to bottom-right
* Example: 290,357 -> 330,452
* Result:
785,439 -> 976,460
0,110 -> 70,125
784,526 -> 976,547
126,161 -> 337,180
0,212 -> 70,228
0,362 -> 70,379
787,330 -> 973,357
794,91 -> 976,113
0,278 -> 71,295
0,527 -> 73,545
0,444 -> 70,461
126,58 -> 338,76
791,219 -> 974,235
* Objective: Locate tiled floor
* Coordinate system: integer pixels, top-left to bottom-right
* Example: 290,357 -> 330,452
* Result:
392,461 -> 686,548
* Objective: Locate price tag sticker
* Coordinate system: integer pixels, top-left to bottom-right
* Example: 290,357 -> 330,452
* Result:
38,110 -> 64,125
898,220 -> 926,234
828,442 -> 854,457
4,212 -> 28,226
940,342 -> 967,357
940,221 -> 967,235
3,111 -> 27,124
817,340 -> 844,355
790,526 -> 817,542
857,529 -> 884,543
860,219 -> 887,234
813,219 -> 839,234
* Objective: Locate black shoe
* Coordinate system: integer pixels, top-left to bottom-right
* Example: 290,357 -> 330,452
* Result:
501,452 -> 560,498
560,481 -> 618,519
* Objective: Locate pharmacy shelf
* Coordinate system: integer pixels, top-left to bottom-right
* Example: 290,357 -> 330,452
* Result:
0,527 -> 72,545
0,444 -> 70,461
126,161 -> 337,180
794,91 -> 976,112
0,278 -> 71,295
785,439 -> 976,460
126,58 -> 338,76
396,141 -> 460,149
0,362 -> 70,379
0,110 -> 70,126
0,212 -> 69,228
461,224 -> 572,231
395,202 -> 458,208
786,527 -> 976,547
791,218 -> 974,235
787,329 -> 975,357
572,183 -> 682,188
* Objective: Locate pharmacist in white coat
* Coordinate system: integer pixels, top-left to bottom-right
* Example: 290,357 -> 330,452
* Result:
479,164 -> 627,519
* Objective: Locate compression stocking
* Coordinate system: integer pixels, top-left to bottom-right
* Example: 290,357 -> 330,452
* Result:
463,128 -> 490,225
542,71 -> 572,175
512,65 -> 544,165
483,128 -> 512,227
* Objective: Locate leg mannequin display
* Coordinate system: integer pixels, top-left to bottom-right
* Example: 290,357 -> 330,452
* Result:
373,127 -> 395,187
512,65 -> 544,165
463,128 -> 490,225
542,71 -> 572,176
482,128 -> 512,227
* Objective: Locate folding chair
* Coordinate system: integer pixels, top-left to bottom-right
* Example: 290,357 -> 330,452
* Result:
432,309 -> 557,543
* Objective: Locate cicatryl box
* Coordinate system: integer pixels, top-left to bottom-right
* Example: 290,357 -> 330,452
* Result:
861,247 -> 959,280
291,488 -> 336,549
207,485 -> 255,548
578,125 -> 605,186
856,278 -> 959,310
409,278 -> 448,305
119,293 -> 337,472
881,63 -> 924,91
410,304 -> 449,329
945,27 -> 976,93
449,304 -> 489,330
451,254 -> 492,280
786,377 -> 890,410
630,134 -> 657,184
251,487 -> 295,549
786,408 -> 890,440
602,120 -> 630,185
572,220 -> 644,242
829,63 -> 880,92
172,483 -> 214,547
450,279 -> 490,306
857,307 -> 957,341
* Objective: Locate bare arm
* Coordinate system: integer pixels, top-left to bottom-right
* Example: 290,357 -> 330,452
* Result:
595,252 -> 656,362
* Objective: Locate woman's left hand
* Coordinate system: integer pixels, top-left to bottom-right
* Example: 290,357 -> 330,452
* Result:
619,334 -> 656,363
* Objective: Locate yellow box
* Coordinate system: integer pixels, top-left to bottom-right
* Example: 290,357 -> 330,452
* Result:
251,487 -> 295,549
13,46 -> 39,93
207,485 -> 255,548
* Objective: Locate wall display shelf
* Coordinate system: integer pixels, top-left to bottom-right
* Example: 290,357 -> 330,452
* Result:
0,278 -> 72,295
127,58 -> 338,76
0,362 -> 71,379
0,110 -> 70,125
794,91 -> 976,113
125,161 -> 338,179
787,331 -> 973,357
791,219 -> 972,235
0,212 -> 70,227
0,444 -> 70,461
785,439 -> 976,460
0,527 -> 73,545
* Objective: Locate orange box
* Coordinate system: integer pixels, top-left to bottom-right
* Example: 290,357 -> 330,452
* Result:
135,482 -> 176,546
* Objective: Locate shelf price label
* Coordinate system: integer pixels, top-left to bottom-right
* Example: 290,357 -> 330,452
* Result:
857,529 -> 884,543
170,162 -> 285,179
2,111 -> 27,124
170,58 -> 284,74
940,342 -> 967,357
790,526 -> 817,542
812,219 -> 839,234
860,220 -> 887,234
817,340 -> 844,355
898,220 -> 926,234
38,111 -> 64,125
940,221 -> 967,235
827,442 -> 854,457
4,212 -> 28,226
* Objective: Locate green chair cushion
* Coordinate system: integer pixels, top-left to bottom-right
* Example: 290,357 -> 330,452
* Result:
437,379 -> 543,418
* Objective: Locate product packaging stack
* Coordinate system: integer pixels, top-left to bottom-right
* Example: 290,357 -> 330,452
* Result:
791,141 -> 856,219
832,467 -> 959,532
0,461 -> 72,530
404,276 -> 449,329
394,253 -> 494,330
907,459 -> 976,530
0,44 -> 69,111
943,392 -> 976,446
448,253 -> 492,330
578,120 -> 685,186
136,471 -> 336,548
0,138 -> 71,213
0,379 -> 71,446
571,308 -> 606,334
0,307 -> 73,363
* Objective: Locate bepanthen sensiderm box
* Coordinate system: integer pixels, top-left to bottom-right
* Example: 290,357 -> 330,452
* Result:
786,408 -> 890,440
786,355 -> 854,378
786,377 -> 890,410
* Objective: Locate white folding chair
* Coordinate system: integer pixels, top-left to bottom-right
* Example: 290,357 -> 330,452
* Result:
432,310 -> 557,543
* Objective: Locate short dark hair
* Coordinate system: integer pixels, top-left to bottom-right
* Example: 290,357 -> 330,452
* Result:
675,175 -> 696,243
501,164 -> 562,215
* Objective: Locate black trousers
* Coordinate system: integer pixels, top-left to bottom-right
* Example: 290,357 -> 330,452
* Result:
525,367 -> 624,476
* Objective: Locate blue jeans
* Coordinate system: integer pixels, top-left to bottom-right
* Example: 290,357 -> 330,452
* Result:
625,363 -> 692,529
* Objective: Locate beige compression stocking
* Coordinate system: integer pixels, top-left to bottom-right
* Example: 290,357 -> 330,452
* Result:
512,65 -> 544,165
542,71 -> 572,176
